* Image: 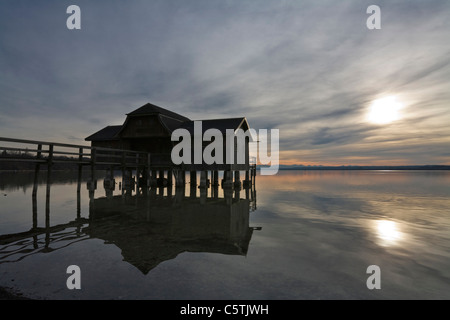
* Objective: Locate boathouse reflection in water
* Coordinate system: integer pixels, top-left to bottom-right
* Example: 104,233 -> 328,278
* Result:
0,172 -> 258,275
88,180 -> 258,274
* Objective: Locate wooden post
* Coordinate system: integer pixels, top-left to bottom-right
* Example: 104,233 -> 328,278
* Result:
77,147 -> 83,186
212,170 -> 219,187
167,170 -> 173,186
224,184 -> 233,205
251,185 -> 256,210
32,144 -> 42,196
199,170 -> 207,188
223,169 -> 233,189
104,166 -> 115,199
234,183 -> 241,201
32,144 -> 42,229
158,170 -> 164,187
252,165 -> 256,185
175,169 -> 184,188
234,170 -> 241,189
190,171 -> 197,198
135,153 -> 141,190
77,147 -> 83,219
45,144 -> 54,230
147,153 -> 151,186
121,150 -> 126,195
167,182 -> 173,197
121,167 -> 125,196
129,168 -> 135,192
200,184 -> 207,204
174,182 -> 185,204
199,171 -> 207,203
32,189 -> 38,230
158,170 -> 164,195
243,170 -> 251,188
88,148 -> 97,206
90,147 -> 97,187
190,171 -> 197,187
151,169 -> 157,187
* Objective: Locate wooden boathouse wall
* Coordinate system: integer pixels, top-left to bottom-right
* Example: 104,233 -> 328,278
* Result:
84,103 -> 257,190
1,103 -> 257,213
0,133 -> 256,197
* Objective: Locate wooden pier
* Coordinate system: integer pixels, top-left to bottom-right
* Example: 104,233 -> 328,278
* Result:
0,136 -> 258,257
0,172 -> 257,268
0,136 -> 150,191
0,136 -> 257,194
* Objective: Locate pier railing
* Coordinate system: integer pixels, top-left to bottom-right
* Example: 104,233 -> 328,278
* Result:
0,137 -> 150,169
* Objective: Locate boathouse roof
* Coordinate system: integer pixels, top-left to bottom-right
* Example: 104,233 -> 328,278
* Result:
126,103 -> 190,122
85,125 -> 122,141
85,103 -> 252,141
180,117 -> 250,135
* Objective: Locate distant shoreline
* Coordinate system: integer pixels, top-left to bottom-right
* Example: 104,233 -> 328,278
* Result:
262,165 -> 450,171
1,165 -> 450,173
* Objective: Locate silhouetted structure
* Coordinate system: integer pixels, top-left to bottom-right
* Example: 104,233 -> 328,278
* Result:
0,103 -> 257,211
85,104 -> 190,161
85,102 -> 253,172
87,193 -> 255,274
0,170 -> 258,275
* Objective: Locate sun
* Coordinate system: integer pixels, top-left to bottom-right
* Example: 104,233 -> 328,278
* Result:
367,96 -> 403,125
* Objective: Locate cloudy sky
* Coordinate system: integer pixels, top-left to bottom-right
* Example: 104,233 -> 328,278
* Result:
1,0 -> 449,165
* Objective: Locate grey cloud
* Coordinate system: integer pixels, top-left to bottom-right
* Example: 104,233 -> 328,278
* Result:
1,0 -> 449,164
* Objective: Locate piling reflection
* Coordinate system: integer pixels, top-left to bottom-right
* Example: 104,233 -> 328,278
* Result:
0,171 -> 258,275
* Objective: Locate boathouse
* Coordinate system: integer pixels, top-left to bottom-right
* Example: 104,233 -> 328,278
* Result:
85,103 -> 256,188
85,103 -> 253,171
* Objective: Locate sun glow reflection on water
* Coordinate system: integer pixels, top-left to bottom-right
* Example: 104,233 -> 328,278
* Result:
1,170 -> 450,299
374,219 -> 403,247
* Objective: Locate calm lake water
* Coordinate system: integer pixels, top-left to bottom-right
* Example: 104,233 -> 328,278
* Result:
0,170 -> 449,299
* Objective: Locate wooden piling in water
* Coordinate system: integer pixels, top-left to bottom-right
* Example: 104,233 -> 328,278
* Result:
223,170 -> 233,189
212,170 -> 219,187
167,170 -> 173,186
199,170 -> 208,189
190,171 -> 197,187
234,170 -> 241,189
